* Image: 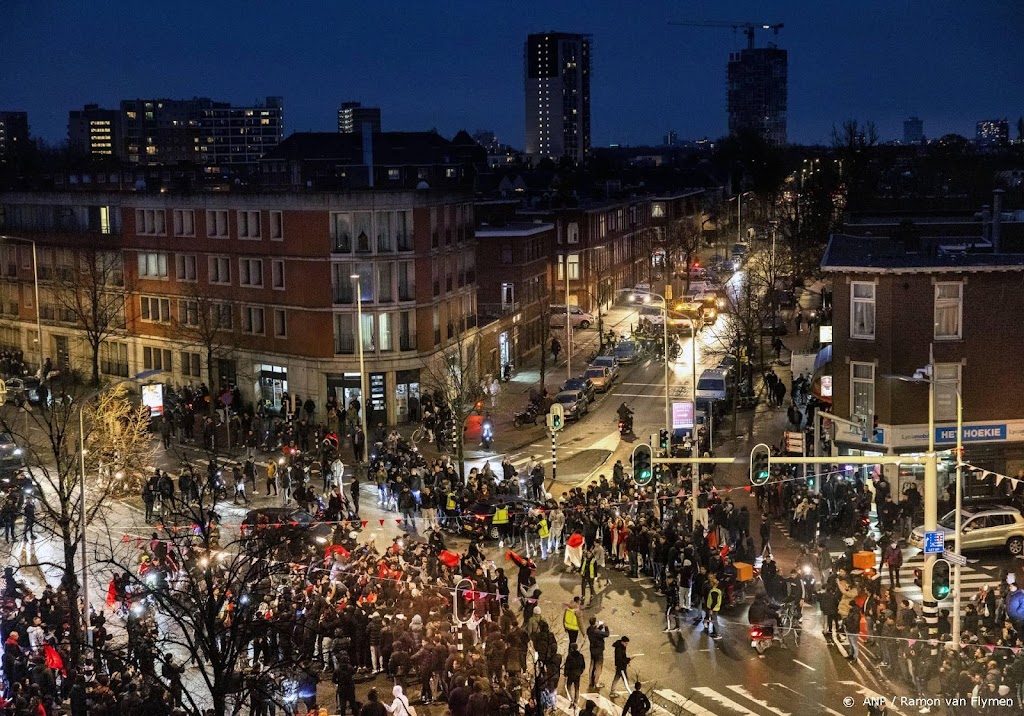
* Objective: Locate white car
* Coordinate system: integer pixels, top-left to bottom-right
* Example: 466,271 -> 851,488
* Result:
909,506 -> 1024,555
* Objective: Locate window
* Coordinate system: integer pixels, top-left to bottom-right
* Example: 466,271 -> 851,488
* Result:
567,253 -> 580,280
334,314 -> 354,354
377,263 -> 393,302
242,306 -> 265,334
567,222 -> 580,244
173,209 -> 195,237
501,245 -> 514,264
177,300 -> 200,326
140,296 -> 170,323
137,252 -> 168,279
934,363 -> 961,422
850,281 -> 875,339
396,211 -> 413,251
399,311 -> 415,351
181,351 -> 201,378
377,212 -> 394,252
175,254 -> 197,282
387,168 -> 400,181
212,303 -> 233,329
271,259 -> 285,290
270,211 -> 283,241
360,313 -> 375,350
206,210 -> 229,238
238,210 -> 261,239
331,213 -> 352,253
239,258 -> 263,287
397,261 -> 415,301
651,202 -> 666,218
209,256 -> 231,285
135,209 -> 166,235
143,346 -> 172,371
378,313 -> 393,351
100,342 -> 129,378
273,308 -> 287,338
934,282 -> 962,340
851,362 -> 875,421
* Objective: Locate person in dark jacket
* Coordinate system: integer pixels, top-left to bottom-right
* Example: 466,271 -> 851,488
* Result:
586,617 -> 609,689
622,684 -> 651,716
609,636 -> 631,696
360,688 -> 388,716
564,643 -> 586,704
333,643 -> 358,716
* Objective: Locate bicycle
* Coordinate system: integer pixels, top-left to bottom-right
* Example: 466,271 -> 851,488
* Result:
411,426 -> 425,444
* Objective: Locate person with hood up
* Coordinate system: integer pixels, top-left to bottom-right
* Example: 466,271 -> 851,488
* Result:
385,684 -> 416,716
609,635 -> 631,697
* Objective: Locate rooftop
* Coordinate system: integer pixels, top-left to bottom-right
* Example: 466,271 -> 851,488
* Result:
821,233 -> 1024,273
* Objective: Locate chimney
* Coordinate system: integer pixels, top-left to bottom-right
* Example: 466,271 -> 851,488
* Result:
980,205 -> 991,242
993,189 -> 1005,253
362,126 -> 374,188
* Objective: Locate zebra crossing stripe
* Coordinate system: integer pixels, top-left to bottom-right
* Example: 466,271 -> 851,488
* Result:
691,687 -> 765,716
653,689 -> 716,716
725,686 -> 792,716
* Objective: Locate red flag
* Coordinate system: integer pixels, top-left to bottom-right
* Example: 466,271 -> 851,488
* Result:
105,580 -> 117,607
506,550 -> 535,570
44,645 -> 65,675
396,519 -> 403,526
438,550 -> 461,569
325,544 -> 351,560
379,520 -> 385,526
566,533 -> 584,549
743,485 -> 752,493
361,521 -> 369,528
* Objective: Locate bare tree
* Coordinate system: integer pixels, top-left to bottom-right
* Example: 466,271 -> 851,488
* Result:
420,325 -> 481,479
52,247 -> 130,387
170,283 -> 236,414
665,218 -> 703,293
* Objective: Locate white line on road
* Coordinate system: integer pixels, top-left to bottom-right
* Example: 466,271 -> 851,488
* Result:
791,659 -> 816,671
691,687 -> 763,716
765,684 -> 844,716
726,686 -> 793,716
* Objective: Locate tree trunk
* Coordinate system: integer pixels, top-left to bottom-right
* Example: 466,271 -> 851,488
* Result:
62,534 -> 86,663
206,351 -> 216,416
90,343 -> 101,387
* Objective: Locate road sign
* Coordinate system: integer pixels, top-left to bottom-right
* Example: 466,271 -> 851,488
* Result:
943,550 -> 967,567
672,401 -> 694,430
923,531 -> 945,554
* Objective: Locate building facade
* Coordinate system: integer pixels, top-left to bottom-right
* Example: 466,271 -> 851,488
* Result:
0,112 -> 29,164
338,102 -> 382,134
0,187 -> 476,426
524,32 -> 591,163
902,116 -> 924,145
976,119 -> 1010,148
68,104 -> 122,158
727,47 -> 788,146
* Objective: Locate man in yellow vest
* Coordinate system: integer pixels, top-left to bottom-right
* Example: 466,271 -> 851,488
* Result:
580,549 -> 599,607
537,512 -> 550,560
492,503 -> 510,547
704,575 -> 723,640
563,595 -> 582,646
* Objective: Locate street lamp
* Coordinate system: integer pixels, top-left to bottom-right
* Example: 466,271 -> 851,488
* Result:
564,246 -> 604,379
886,363 -> 964,645
78,368 -> 163,641
0,235 -> 43,374
351,274 -> 370,462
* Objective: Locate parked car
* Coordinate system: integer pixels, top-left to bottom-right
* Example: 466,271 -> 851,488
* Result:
589,355 -> 620,382
640,305 -> 665,327
909,506 -> 1024,555
549,305 -> 594,329
554,390 -> 589,420
696,368 -> 734,404
584,366 -> 611,392
562,377 -> 596,404
717,353 -> 739,372
0,434 -> 24,477
760,315 -> 789,336
614,341 -> 640,364
4,377 -> 42,405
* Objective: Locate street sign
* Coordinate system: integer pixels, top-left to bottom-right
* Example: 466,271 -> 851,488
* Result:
943,550 -> 967,567
784,431 -> 804,454
923,531 -> 945,554
672,401 -> 694,430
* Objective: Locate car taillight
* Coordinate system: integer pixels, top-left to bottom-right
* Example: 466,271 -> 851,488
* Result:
750,628 -> 762,638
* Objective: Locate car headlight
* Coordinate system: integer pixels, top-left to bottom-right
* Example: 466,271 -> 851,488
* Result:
12,449 -> 22,456
315,536 -> 327,544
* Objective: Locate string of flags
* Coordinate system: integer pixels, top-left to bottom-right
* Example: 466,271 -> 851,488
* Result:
962,463 -> 1022,493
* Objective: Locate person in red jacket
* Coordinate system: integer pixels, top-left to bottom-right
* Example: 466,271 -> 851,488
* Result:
882,540 -> 903,588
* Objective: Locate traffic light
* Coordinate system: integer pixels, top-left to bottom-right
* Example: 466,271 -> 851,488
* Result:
454,578 -> 475,624
931,559 -> 951,600
806,474 -> 816,490
547,404 -> 564,432
659,429 -> 669,450
749,443 -> 771,486
632,444 -> 653,486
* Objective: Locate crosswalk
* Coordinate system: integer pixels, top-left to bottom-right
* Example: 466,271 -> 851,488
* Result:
830,549 -> 996,613
552,684 -> 849,716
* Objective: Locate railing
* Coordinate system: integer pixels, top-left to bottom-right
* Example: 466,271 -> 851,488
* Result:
333,286 -> 353,305
334,335 -> 355,354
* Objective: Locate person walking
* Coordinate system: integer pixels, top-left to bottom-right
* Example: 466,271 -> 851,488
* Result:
586,617 -> 609,689
609,636 -> 631,697
21,498 -> 35,542
844,603 -> 862,662
353,426 -> 366,463
551,337 -> 562,362
350,475 -> 360,516
883,540 -> 903,588
563,596 -> 581,646
563,643 -> 585,705
580,549 -> 598,607
703,576 -> 723,640
622,684 -> 651,716
266,460 -> 278,496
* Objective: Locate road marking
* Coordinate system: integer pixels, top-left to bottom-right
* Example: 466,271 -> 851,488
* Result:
691,687 -> 763,716
764,684 -> 844,716
791,659 -> 816,671
725,686 -> 792,716
654,689 -> 715,716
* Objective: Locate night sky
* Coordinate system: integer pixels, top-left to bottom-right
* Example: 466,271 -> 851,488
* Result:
3,0 -> 1022,148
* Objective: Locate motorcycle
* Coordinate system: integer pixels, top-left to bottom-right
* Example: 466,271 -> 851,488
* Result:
513,403 -> 540,428
481,423 -> 494,450
618,414 -> 633,436
749,624 -> 778,654
800,564 -> 818,604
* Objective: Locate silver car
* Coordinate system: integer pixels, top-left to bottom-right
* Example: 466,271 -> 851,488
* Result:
590,356 -> 619,382
554,389 -> 589,420
909,506 -> 1024,555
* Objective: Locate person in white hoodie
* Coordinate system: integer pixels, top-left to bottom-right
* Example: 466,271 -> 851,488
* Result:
386,684 -> 416,716
27,616 -> 45,655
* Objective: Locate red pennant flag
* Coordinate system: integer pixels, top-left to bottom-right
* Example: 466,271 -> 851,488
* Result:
361,521 -> 369,528
438,549 -> 461,568
379,520 -> 385,526
325,544 -> 351,560
396,519 -> 403,525
121,535 -> 130,543
743,485 -> 752,493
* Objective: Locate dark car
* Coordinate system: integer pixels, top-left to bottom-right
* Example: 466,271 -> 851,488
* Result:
241,507 -> 334,559
562,377 -> 596,404
461,495 -> 542,540
0,434 -> 24,476
760,315 -> 789,336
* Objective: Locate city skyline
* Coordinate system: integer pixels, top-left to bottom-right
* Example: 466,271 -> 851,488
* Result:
2,1 -> 1023,149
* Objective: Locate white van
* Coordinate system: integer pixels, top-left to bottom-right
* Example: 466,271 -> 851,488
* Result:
550,305 -> 594,329
696,368 -> 733,404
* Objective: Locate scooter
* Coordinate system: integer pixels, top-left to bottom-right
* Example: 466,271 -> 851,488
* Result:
480,423 -> 494,450
618,415 -> 633,436
749,624 -> 778,654
800,564 -> 818,604
513,403 -> 540,428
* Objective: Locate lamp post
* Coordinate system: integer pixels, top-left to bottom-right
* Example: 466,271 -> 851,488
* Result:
887,363 -> 963,645
78,368 -> 163,642
565,246 -> 604,379
0,235 -> 43,373
351,274 -> 369,462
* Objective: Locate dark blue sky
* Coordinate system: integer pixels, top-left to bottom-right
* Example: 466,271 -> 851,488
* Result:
3,0 -> 1022,147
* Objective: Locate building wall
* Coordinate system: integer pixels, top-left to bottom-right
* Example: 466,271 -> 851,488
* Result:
524,33 -> 591,162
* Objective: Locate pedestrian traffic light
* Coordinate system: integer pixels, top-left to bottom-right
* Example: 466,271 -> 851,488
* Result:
659,429 -> 669,450
931,559 -> 951,600
631,444 -> 653,486
749,443 -> 771,486
453,578 -> 475,624
547,404 -> 564,432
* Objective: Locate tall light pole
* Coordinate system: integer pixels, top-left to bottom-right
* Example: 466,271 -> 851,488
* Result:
78,368 -> 163,641
0,235 -> 43,373
565,246 -> 604,379
351,274 -> 369,461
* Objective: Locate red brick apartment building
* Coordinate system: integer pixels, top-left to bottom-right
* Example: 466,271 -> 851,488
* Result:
0,187 -> 476,426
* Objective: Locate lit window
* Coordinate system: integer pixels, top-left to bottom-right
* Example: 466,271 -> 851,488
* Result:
850,281 -> 875,339
934,282 -> 962,339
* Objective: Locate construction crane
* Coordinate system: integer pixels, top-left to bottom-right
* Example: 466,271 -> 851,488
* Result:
668,20 -> 783,49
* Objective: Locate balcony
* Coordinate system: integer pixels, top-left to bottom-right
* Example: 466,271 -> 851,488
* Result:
334,335 -> 355,355
478,302 -> 520,321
